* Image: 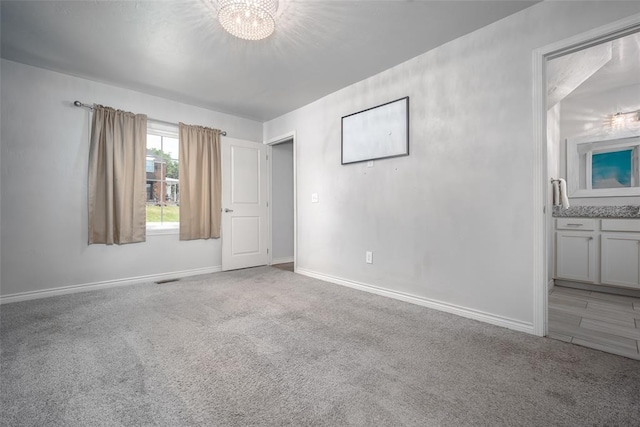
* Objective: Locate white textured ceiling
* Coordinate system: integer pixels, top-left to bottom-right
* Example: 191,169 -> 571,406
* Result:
566,32 -> 640,100
1,0 -> 537,121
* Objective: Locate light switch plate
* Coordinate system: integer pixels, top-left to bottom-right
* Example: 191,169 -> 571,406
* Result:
311,193 -> 319,203
367,160 -> 374,168
366,251 -> 373,264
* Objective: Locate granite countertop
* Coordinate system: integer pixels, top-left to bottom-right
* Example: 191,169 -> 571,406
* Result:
552,205 -> 640,218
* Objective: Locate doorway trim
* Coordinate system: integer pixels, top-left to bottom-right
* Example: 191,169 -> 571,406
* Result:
265,130 -> 297,271
532,13 -> 640,336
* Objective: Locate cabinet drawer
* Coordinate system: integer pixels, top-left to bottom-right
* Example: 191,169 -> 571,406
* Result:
556,218 -> 596,231
601,219 -> 640,233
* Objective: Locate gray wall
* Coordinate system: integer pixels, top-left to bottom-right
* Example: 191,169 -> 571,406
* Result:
271,141 -> 294,261
0,59 -> 263,298
264,2 -> 640,328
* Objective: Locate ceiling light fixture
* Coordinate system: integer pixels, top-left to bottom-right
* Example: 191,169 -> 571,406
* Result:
218,0 -> 279,41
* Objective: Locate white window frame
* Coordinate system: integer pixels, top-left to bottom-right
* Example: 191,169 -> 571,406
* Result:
146,121 -> 180,235
567,134 -> 640,198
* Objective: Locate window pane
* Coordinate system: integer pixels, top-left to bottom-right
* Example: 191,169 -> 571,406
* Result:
146,132 -> 179,227
154,158 -> 166,180
147,134 -> 162,151
162,204 -> 179,223
146,205 -> 162,222
163,137 -> 179,161
592,149 -> 633,189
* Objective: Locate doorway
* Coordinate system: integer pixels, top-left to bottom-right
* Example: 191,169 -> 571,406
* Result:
267,132 -> 296,272
534,15 -> 640,357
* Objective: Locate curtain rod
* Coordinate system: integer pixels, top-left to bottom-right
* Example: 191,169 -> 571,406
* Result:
73,101 -> 227,136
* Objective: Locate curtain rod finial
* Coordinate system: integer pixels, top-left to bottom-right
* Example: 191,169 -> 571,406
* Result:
73,101 -> 82,107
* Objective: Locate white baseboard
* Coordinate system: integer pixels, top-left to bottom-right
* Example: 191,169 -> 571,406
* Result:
271,256 -> 294,265
548,279 -> 555,292
296,268 -> 534,334
0,266 -> 222,305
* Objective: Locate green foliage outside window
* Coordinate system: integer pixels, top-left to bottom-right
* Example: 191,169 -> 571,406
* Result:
148,148 -> 178,179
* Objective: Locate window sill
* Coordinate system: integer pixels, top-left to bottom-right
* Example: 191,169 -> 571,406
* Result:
146,223 -> 179,236
570,188 -> 640,198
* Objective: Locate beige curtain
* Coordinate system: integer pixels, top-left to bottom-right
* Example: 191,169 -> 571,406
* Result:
179,123 -> 222,240
88,105 -> 147,245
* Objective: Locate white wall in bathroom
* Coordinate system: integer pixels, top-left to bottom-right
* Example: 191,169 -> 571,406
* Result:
559,83 -> 640,206
547,104 -> 561,282
560,84 -> 640,142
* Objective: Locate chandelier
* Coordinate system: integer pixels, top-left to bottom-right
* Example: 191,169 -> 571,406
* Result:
218,0 -> 279,41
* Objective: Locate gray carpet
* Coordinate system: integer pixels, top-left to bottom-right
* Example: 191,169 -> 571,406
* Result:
1,267 -> 639,426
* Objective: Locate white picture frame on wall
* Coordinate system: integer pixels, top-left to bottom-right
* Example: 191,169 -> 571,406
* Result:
341,97 -> 409,165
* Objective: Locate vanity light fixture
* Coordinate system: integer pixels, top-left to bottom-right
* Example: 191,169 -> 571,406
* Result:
611,112 -> 625,128
217,0 -> 279,41
609,109 -> 640,129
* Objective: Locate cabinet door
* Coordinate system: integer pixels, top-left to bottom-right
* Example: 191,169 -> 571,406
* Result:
556,232 -> 597,283
601,233 -> 640,289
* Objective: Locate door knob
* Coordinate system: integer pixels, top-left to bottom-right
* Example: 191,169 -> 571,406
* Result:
224,208 -> 234,213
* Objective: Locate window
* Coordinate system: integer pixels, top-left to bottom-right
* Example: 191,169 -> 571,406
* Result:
567,135 -> 640,198
146,123 -> 180,232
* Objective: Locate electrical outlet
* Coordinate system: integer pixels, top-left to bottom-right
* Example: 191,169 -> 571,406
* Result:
366,251 -> 373,264
311,193 -> 319,203
367,160 -> 374,168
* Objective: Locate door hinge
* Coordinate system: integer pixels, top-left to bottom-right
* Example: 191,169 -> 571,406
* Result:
266,154 -> 269,160
267,248 -> 269,254
266,201 -> 269,207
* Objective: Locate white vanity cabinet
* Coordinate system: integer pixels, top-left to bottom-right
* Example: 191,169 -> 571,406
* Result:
555,218 -> 640,290
600,220 -> 640,289
555,219 -> 597,283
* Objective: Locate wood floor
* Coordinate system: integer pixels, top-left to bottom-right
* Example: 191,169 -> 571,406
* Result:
548,285 -> 640,360
271,262 -> 294,272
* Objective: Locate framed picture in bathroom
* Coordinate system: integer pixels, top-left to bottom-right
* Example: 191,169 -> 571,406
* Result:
341,96 -> 409,165
591,148 -> 633,189
566,134 -> 640,198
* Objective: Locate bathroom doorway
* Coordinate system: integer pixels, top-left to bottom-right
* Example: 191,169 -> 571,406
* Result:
541,24 -> 640,359
267,132 -> 296,272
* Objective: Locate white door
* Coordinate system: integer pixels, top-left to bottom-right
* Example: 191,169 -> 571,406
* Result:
221,137 -> 268,271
